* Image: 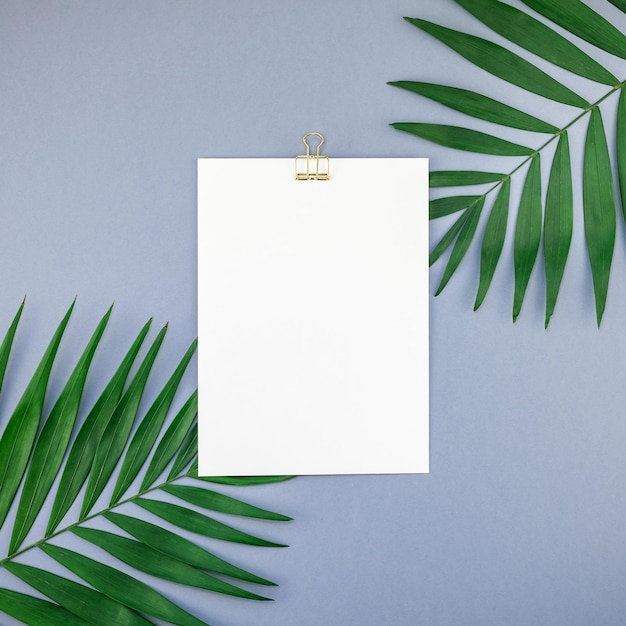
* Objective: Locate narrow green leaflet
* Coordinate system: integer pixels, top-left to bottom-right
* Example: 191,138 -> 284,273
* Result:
430,196 -> 482,219
141,390 -> 198,490
430,211 -> 473,266
169,427 -> 198,479
136,498 -> 287,547
111,338 -> 197,505
583,107 -> 616,326
46,319 -> 152,535
81,324 -> 167,518
10,306 -> 113,553
430,171 -> 504,187
189,469 -> 295,486
104,511 -> 277,586
389,81 -> 558,132
73,527 -> 271,601
520,0 -> 626,60
0,301 -> 74,530
513,155 -> 543,322
391,123 -> 532,155
544,132 -> 573,328
474,178 -> 510,310
0,588 -> 91,626
404,18 -> 589,108
435,199 -> 485,295
0,300 -> 24,402
41,544 -> 209,626
617,88 -> 626,223
4,562 -> 153,626
454,0 -> 618,85
162,484 -> 293,521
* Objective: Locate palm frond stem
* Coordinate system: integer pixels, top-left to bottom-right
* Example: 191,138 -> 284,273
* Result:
442,81 -> 626,223
0,463 -> 199,566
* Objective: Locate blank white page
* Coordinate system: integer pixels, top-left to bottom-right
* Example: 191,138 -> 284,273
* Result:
198,158 -> 428,475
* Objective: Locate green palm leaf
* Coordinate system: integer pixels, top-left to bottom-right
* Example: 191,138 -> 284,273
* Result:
140,390 -> 198,490
104,511 -> 276,585
474,177 -> 510,310
5,562 -> 153,626
0,302 -> 291,626
389,82 -> 558,132
393,0 -> 626,325
41,544 -> 208,626
0,300 -> 24,401
72,527 -> 271,601
435,198 -> 485,294
617,88 -> 626,222
10,305 -> 113,553
543,132 -> 574,328
80,324 -> 168,519
403,17 -> 589,108
513,155 -> 543,322
430,195 -> 483,219
110,338 -> 198,505
519,0 -> 626,59
0,588 -> 92,626
429,210 -> 475,266
429,171 -> 504,187
583,108 -> 617,325
0,301 -> 74,529
454,0 -> 619,85
135,498 -> 287,547
391,123 -> 533,155
46,319 -> 152,535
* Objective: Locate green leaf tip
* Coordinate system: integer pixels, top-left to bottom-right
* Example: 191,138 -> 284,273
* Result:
0,301 -> 74,530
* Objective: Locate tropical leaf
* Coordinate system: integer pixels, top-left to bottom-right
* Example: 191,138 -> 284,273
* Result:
392,0 -> 626,326
430,195 -> 483,219
0,587 -> 92,626
474,177 -> 510,310
435,197 -> 484,295
429,170 -> 504,187
390,81 -> 559,132
0,302 -> 291,626
519,0 -> 626,59
0,301 -> 74,530
454,0 -> 619,85
10,305 -> 113,554
543,132 -> 574,328
403,17 -> 590,108
513,155 -> 542,322
391,123 -> 533,156
583,108 -> 617,325
618,88 -> 626,222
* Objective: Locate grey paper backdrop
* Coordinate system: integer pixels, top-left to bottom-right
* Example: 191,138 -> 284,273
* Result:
2,1 -> 626,624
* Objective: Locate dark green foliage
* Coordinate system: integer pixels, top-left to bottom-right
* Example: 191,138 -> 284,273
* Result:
0,303 -> 291,626
392,0 -> 626,325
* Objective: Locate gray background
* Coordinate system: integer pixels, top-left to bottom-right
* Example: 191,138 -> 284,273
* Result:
1,0 -> 626,624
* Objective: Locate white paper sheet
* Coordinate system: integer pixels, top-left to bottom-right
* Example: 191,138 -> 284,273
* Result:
198,158 -> 428,475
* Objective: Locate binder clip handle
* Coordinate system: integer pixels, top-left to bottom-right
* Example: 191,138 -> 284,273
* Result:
302,132 -> 325,157
295,132 -> 330,181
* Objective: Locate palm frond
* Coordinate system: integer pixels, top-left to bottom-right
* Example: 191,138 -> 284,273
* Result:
0,302 -> 291,626
391,0 -> 626,325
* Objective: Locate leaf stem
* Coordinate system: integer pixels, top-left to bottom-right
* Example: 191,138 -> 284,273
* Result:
446,81 -> 626,215
0,457 -> 199,566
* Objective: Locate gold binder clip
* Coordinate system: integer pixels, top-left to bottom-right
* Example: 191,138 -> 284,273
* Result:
295,132 -> 330,180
